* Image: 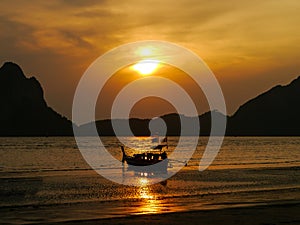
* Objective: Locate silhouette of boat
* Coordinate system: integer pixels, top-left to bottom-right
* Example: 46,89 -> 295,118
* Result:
120,138 -> 169,171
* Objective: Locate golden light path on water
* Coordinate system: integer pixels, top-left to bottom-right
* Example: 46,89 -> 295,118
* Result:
134,177 -> 162,215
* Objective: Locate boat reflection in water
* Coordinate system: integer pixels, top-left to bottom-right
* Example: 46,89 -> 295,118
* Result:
133,170 -> 168,186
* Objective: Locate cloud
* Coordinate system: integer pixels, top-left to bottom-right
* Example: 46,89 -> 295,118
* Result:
0,0 -> 300,118
59,0 -> 105,7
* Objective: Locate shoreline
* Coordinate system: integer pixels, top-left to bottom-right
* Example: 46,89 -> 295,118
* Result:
46,201 -> 300,225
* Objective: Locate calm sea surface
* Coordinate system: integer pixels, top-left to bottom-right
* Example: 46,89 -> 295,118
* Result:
0,137 -> 299,223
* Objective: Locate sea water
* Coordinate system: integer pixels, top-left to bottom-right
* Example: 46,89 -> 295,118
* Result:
0,137 -> 299,223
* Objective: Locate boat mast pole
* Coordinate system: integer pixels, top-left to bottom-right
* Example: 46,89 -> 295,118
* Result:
121,146 -> 126,163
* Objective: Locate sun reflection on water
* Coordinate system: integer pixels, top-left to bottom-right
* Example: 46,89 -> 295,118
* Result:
134,177 -> 162,214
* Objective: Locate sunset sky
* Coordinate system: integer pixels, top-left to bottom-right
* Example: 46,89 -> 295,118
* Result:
1,0 -> 300,120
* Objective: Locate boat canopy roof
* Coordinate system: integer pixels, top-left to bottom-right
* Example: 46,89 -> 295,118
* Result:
151,144 -> 168,150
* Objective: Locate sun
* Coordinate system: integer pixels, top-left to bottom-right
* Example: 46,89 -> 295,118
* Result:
132,60 -> 160,75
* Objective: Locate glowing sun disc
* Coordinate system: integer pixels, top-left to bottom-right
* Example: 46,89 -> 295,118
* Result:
132,60 -> 159,75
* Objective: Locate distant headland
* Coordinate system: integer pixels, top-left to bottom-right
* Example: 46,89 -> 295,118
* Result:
0,62 -> 299,136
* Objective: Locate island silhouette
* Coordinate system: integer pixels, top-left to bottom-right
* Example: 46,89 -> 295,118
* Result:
0,62 -> 299,136
0,62 -> 73,136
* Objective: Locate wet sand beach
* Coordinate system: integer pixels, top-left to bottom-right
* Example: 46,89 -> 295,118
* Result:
1,166 -> 299,224
60,202 -> 300,225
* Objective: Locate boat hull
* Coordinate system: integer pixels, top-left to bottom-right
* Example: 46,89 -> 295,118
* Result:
125,157 -> 169,171
120,145 -> 169,172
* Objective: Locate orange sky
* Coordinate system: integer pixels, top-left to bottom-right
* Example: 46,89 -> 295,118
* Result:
1,0 -> 300,119
96,64 -> 209,119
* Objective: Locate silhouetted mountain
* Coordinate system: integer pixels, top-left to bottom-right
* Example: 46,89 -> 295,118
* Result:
227,76 -> 300,135
2,62 -> 299,136
77,75 -> 300,136
0,62 -> 73,136
76,111 -> 227,136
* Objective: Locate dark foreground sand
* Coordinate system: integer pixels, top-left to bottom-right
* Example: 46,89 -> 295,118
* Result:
51,202 -> 300,225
